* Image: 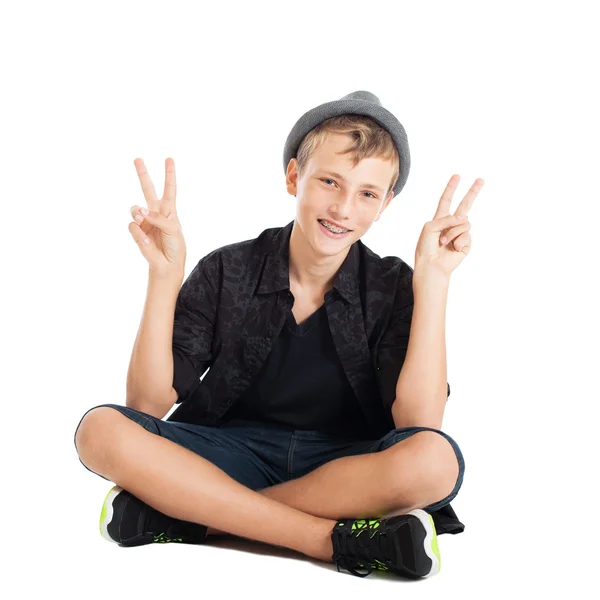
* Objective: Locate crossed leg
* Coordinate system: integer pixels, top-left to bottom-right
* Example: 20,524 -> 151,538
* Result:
207,430 -> 460,535
76,408 -> 459,561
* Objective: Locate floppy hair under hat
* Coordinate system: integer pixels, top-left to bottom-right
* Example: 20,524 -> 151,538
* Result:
283,90 -> 410,199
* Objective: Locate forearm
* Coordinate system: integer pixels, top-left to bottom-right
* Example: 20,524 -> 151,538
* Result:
392,267 -> 450,430
126,270 -> 184,415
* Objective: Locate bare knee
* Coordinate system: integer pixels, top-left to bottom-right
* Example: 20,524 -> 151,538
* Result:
409,431 -> 460,501
75,407 -> 130,473
387,430 -> 460,505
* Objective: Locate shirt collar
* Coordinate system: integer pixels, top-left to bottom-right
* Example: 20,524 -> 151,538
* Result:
256,219 -> 361,305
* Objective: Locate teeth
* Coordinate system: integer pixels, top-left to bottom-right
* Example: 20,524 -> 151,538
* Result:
320,220 -> 349,233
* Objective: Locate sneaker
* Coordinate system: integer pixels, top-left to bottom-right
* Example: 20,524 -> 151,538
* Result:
331,509 -> 441,578
99,485 -> 209,547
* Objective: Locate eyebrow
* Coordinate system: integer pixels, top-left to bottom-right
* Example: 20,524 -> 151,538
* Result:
317,170 -> 384,194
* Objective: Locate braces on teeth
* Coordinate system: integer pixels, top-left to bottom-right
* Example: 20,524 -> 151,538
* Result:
320,220 -> 349,233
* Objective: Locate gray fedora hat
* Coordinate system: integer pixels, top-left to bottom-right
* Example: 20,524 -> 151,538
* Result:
283,90 -> 410,198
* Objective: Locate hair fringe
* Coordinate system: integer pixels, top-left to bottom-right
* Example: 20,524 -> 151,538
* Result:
295,114 -> 400,197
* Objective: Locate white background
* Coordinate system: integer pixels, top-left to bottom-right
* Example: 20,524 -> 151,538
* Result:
2,0 -> 597,597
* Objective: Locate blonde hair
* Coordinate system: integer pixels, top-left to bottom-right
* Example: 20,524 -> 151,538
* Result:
295,114 -> 400,198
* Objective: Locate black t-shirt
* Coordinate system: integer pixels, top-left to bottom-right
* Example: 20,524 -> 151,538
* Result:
223,298 -> 371,439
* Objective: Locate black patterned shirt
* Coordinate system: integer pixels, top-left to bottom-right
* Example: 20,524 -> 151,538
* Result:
169,219 -> 451,435
167,219 -> 462,535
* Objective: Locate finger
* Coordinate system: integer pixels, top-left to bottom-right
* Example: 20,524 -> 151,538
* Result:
128,220 -> 155,252
451,232 -> 471,254
133,158 -> 160,211
440,222 -> 471,245
162,157 -> 177,214
129,204 -> 150,232
132,206 -> 178,236
429,213 -> 468,232
455,178 -> 485,218
433,174 -> 460,220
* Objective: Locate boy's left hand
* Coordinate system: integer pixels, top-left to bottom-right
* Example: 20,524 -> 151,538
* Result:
414,174 -> 485,278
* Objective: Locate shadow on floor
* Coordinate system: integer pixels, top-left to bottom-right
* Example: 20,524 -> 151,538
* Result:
205,534 -> 335,573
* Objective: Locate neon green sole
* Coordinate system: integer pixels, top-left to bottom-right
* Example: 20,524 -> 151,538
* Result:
428,512 -> 441,572
99,486 -> 116,536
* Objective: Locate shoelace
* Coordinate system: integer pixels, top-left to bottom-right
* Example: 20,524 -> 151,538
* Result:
145,505 -> 207,544
333,519 -> 404,577
333,554 -> 376,578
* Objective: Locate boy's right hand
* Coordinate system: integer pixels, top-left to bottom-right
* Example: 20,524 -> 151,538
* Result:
129,157 -> 187,277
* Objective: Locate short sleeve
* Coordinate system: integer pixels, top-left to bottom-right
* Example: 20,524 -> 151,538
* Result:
375,262 -> 450,417
172,252 -> 220,404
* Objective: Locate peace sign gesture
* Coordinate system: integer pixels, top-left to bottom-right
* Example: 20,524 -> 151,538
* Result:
128,157 -> 187,277
414,174 -> 485,278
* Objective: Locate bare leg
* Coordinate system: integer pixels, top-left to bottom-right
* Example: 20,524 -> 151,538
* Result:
207,430 -> 458,535
75,407 -> 335,562
263,431 -> 457,514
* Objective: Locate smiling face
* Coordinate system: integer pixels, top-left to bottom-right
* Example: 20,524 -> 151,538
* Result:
285,132 -> 396,257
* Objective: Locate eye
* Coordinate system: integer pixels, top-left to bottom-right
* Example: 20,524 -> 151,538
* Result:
321,178 -> 377,199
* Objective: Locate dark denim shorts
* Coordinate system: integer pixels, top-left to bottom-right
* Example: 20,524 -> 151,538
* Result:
74,403 -> 465,515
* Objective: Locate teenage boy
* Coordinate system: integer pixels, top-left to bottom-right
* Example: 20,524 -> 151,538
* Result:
74,90 -> 483,579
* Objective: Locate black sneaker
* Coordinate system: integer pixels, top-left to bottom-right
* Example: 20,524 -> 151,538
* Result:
331,509 -> 441,579
99,485 -> 208,547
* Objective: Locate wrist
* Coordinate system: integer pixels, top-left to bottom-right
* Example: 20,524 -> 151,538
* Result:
148,267 -> 184,287
413,263 -> 451,287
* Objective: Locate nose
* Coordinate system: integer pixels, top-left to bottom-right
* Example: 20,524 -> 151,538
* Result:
329,195 -> 354,218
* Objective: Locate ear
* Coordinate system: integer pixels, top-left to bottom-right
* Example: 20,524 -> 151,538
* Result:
286,158 -> 299,197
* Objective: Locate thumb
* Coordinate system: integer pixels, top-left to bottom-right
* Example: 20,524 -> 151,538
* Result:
138,207 -> 178,235
428,213 -> 468,232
